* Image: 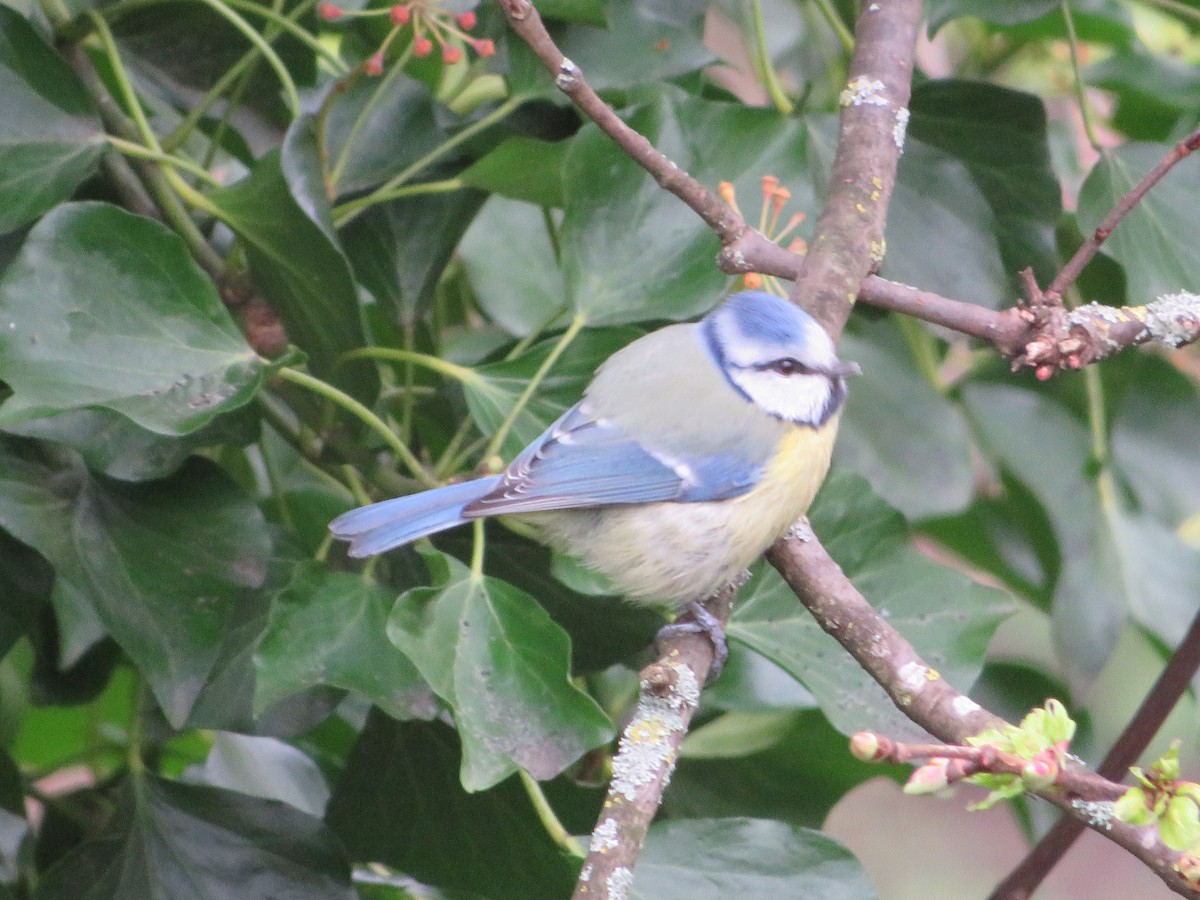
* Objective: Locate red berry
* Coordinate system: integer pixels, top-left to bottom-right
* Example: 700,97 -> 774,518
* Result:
365,51 -> 385,75
456,10 -> 477,29
317,2 -> 342,19
471,38 -> 495,57
443,45 -> 462,64
390,4 -> 410,25
413,36 -> 433,57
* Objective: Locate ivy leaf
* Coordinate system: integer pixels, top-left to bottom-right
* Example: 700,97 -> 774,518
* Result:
0,202 -> 262,435
36,774 -> 354,900
633,818 -> 876,899
1077,142 -> 1200,303
254,561 -> 436,721
209,152 -> 364,380
327,713 -> 580,899
0,7 -> 105,234
0,444 -> 270,728
387,551 -> 613,790
729,470 -> 1014,739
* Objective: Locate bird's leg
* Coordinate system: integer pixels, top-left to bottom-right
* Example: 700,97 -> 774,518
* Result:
655,572 -> 749,683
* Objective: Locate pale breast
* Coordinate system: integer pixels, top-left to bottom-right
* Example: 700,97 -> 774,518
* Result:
530,414 -> 840,608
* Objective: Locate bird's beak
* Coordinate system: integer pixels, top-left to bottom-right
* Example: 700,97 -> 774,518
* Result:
826,359 -> 862,377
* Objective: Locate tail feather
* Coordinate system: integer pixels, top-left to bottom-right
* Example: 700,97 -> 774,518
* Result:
330,476 -> 502,558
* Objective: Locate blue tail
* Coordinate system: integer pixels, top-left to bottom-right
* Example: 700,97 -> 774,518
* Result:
330,476 -> 503,558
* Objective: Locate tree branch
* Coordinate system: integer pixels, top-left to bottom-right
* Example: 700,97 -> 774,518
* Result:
989,605 -> 1200,899
571,585 -> 735,900
788,0 -> 920,338
765,524 -> 1197,897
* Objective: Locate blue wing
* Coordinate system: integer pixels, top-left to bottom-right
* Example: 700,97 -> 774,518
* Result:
462,403 -> 763,516
330,404 -> 765,558
330,476 -> 502,558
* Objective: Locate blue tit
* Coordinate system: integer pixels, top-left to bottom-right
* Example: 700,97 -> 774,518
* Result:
331,290 -> 857,620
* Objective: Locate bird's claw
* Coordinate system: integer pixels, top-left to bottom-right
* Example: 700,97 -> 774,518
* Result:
655,600 -> 728,684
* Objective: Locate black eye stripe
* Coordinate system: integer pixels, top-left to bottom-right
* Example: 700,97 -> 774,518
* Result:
753,358 -> 811,376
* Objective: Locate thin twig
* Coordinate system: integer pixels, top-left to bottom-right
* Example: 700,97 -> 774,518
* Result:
989,606 -> 1200,900
1045,124 -> 1200,300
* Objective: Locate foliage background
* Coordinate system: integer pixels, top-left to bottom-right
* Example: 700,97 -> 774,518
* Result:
0,0 -> 1198,896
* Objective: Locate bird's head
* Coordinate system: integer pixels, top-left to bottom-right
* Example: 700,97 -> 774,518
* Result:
702,291 -> 859,427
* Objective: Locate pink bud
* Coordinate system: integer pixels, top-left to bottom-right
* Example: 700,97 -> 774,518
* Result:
456,10 -> 477,29
413,36 -> 434,57
442,45 -> 462,64
471,38 -> 495,57
317,2 -> 343,19
390,4 -> 410,25
365,51 -> 385,75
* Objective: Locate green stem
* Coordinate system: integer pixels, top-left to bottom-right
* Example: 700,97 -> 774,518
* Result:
193,0 -> 301,115
813,0 -> 855,53
276,366 -> 437,487
88,11 -> 162,151
338,347 -> 480,385
224,0 -> 346,71
105,136 -> 223,187
433,415 -> 479,479
519,770 -> 585,857
486,312 -> 586,458
750,0 -> 794,115
470,519 -> 486,579
1060,0 -> 1101,152
333,95 -> 523,227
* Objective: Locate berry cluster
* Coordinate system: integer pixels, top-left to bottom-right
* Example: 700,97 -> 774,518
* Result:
318,1 -> 494,75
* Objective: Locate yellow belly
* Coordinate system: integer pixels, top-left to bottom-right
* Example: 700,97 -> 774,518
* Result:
532,415 -> 840,607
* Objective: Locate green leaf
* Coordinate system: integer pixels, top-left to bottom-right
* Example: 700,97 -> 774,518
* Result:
905,79 -> 1061,286
1087,50 -> 1200,141
2,406 -> 258,481
200,732 -> 330,818
925,0 -> 1057,32
0,528 -> 49,658
254,561 -> 435,720
667,709 -> 904,829
318,74 -> 444,197
460,136 -> 568,209
729,470 -> 1014,738
0,7 -> 105,234
560,86 -> 838,325
326,713 -> 580,900
0,444 -> 271,727
37,774 -> 354,900
632,818 -> 876,899
459,195 -> 569,336
340,188 -> 487,325
1111,356 -> 1200,529
508,0 -> 712,96
208,152 -> 365,378
1077,143 -> 1200,303
463,327 -> 639,459
387,551 -> 613,790
0,202 -> 262,434
836,320 -> 974,519
884,72 -> 1071,299
964,383 -> 1200,680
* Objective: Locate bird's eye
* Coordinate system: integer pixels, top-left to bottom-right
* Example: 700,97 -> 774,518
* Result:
771,358 -> 807,376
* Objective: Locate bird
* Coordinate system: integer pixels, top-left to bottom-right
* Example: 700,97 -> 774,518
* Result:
330,290 -> 858,671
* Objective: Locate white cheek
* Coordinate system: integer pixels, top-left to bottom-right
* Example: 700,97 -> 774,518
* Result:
731,370 -> 830,423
